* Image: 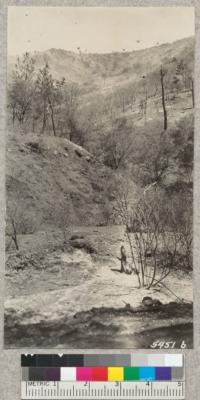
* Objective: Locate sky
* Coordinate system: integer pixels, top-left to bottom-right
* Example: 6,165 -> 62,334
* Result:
8,6 -> 195,56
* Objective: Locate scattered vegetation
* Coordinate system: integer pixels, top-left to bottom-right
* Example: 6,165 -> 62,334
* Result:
112,177 -> 192,288
6,37 -> 194,289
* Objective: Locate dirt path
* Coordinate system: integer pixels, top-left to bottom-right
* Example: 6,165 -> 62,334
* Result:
5,247 -> 193,348
5,249 -> 192,317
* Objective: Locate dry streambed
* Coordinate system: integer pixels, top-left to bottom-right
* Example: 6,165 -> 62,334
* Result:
5,228 -> 193,348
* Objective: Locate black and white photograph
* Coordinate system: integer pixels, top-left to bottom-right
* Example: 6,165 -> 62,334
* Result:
5,6 -> 194,348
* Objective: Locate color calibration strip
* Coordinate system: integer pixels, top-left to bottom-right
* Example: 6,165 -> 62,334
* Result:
22,366 -> 184,382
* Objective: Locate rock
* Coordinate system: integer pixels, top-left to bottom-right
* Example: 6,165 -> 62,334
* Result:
69,237 -> 97,254
26,142 -> 41,153
74,148 -> 83,157
142,296 -> 162,307
86,156 -> 91,162
19,146 -> 26,153
70,234 -> 84,240
124,303 -> 132,310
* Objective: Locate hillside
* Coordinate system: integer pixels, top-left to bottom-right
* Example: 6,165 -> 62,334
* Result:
6,133 -> 114,233
32,37 -> 194,144
8,36 -> 194,104
6,37 -> 194,234
31,36 -> 194,86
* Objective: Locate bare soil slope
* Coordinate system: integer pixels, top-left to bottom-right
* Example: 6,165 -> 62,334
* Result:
7,133 -> 112,229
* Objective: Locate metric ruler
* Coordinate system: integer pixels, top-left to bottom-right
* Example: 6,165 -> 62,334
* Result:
21,381 -> 185,399
21,354 -> 185,400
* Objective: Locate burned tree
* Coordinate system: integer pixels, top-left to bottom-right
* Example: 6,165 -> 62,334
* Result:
6,174 -> 40,251
160,66 -> 168,130
8,52 -> 36,126
6,206 -> 38,251
35,63 -> 65,136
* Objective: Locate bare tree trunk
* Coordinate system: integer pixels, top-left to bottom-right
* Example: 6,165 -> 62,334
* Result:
160,66 -> 168,130
125,229 -> 141,288
13,234 -> 19,251
134,231 -> 145,286
144,88 -> 148,124
191,78 -> 195,108
18,114 -> 25,125
68,119 -> 74,142
147,238 -> 158,289
42,100 -> 47,134
48,100 -> 56,136
11,220 -> 19,251
32,117 -> 36,133
147,259 -> 157,289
